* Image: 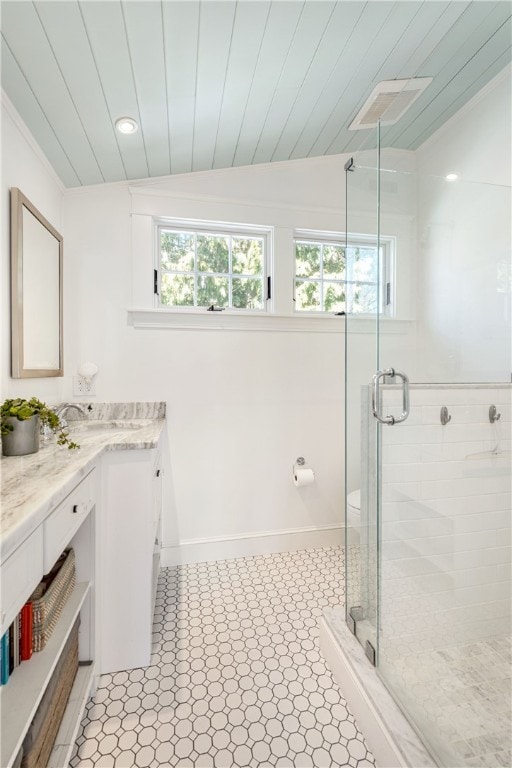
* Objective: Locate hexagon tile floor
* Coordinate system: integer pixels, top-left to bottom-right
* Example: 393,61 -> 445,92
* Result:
70,546 -> 376,767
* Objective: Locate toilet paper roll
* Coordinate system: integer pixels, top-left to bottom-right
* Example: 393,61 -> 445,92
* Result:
293,467 -> 315,487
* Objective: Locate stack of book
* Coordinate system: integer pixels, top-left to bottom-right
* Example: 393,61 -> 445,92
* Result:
0,602 -> 33,685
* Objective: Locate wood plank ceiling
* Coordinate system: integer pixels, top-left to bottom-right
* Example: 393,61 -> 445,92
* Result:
1,1 -> 511,187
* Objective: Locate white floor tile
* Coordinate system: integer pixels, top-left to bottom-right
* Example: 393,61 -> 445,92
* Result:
71,547 -> 374,767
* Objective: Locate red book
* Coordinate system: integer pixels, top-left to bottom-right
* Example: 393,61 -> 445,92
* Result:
20,604 -> 33,661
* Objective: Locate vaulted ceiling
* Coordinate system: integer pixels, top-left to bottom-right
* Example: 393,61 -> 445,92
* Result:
1,1 -> 511,188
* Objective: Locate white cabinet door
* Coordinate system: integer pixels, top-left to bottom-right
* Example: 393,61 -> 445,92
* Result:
100,447 -> 160,674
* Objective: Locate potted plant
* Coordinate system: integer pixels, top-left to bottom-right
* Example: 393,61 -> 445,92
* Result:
1,397 -> 79,456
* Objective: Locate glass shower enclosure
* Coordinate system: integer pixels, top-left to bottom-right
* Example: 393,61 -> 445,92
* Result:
344,126 -> 511,767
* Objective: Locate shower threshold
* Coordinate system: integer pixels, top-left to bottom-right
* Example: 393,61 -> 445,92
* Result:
320,606 -> 437,768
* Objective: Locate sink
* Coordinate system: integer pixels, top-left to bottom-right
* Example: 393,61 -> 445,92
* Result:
68,419 -> 153,432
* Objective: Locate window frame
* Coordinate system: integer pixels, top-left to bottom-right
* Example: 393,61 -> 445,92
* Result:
154,218 -> 272,313
293,229 -> 395,316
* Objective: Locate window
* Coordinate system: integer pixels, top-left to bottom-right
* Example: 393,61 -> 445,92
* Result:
294,231 -> 393,314
157,222 -> 270,311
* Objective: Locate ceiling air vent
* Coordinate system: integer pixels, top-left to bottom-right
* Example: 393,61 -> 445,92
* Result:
349,77 -> 433,130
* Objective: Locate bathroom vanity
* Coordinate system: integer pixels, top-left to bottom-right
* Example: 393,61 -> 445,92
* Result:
0,403 -> 165,768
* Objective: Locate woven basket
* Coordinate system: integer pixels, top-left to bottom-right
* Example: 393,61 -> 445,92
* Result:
30,549 -> 76,653
21,619 -> 79,768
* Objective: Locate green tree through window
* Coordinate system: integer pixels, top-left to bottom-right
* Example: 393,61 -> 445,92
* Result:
158,226 -> 267,310
294,236 -> 387,314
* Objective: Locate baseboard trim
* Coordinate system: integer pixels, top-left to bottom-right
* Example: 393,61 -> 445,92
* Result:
161,524 -> 343,566
319,612 -> 436,768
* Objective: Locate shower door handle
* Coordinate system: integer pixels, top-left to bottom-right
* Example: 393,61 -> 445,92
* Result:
372,368 -> 410,425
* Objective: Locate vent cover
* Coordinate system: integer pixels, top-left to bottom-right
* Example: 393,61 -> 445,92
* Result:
349,77 -> 433,130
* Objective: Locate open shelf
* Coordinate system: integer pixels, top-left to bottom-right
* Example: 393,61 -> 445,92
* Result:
48,662 -> 96,768
0,582 -> 91,768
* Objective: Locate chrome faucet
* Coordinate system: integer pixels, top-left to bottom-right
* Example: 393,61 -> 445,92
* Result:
53,403 -> 87,428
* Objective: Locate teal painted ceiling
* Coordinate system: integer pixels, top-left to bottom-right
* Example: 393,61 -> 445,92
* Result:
1,1 -> 511,187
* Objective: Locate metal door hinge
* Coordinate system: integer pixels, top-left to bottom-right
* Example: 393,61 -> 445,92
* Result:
348,606 -> 364,635
365,640 -> 376,666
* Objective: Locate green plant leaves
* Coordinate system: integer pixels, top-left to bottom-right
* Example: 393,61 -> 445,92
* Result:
0,397 -> 79,449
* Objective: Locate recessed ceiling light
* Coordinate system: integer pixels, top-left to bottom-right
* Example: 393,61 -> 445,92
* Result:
445,173 -> 459,182
115,117 -> 138,135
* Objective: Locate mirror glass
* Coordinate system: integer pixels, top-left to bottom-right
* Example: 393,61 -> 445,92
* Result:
11,188 -> 63,378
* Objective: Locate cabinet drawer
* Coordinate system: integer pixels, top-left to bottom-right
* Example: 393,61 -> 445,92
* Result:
43,471 -> 95,572
0,528 -> 43,635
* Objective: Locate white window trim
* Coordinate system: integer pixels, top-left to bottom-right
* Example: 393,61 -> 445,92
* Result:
154,217 -> 273,313
293,229 -> 395,317
129,217 -> 407,332
127,308 -> 412,334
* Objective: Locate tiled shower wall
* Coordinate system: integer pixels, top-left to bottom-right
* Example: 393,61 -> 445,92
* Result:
378,384 -> 511,654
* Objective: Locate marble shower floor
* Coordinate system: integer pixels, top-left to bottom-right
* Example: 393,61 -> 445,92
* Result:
70,547 -> 376,768
345,542 -> 511,768
380,635 -> 512,768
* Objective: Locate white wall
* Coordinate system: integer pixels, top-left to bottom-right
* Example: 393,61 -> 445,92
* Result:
414,66 -> 511,383
62,154 -> 415,564
416,66 -> 511,188
62,163 -> 348,564
1,95 -> 65,402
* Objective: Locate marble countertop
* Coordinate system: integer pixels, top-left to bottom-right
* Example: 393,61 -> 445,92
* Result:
1,406 -> 165,563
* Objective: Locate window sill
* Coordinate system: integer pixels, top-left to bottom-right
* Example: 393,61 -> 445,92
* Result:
128,309 -> 413,334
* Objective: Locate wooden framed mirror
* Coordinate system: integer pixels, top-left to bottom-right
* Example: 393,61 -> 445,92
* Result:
10,188 -> 63,378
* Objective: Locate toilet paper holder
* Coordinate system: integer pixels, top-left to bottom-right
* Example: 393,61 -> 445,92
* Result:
292,456 -> 315,487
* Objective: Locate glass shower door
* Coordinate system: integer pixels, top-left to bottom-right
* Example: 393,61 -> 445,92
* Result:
345,128 -> 512,765
344,136 -> 381,663
375,166 -> 511,768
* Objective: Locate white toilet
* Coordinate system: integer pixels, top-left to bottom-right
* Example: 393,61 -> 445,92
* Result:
346,489 -> 361,542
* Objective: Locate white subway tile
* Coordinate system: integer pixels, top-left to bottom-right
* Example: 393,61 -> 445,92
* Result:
453,529 -> 498,552
409,388 -> 505,407
381,482 -> 421,502
381,500 -> 447,523
384,443 -> 423,464
424,494 -> 510,516
382,425 -> 442,445
452,564 -> 499,588
450,581 -> 510,607
383,423 -> 499,445
382,463 -> 425,483
381,553 -> 446,578
381,516 -> 453,542
419,475 -> 510,500
450,510 -> 509,534
366,383 -> 510,648
497,563 -> 512,582
435,551 -> 477,570
483,547 -> 511,566
420,442 -> 488,462
382,535 -> 453,560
